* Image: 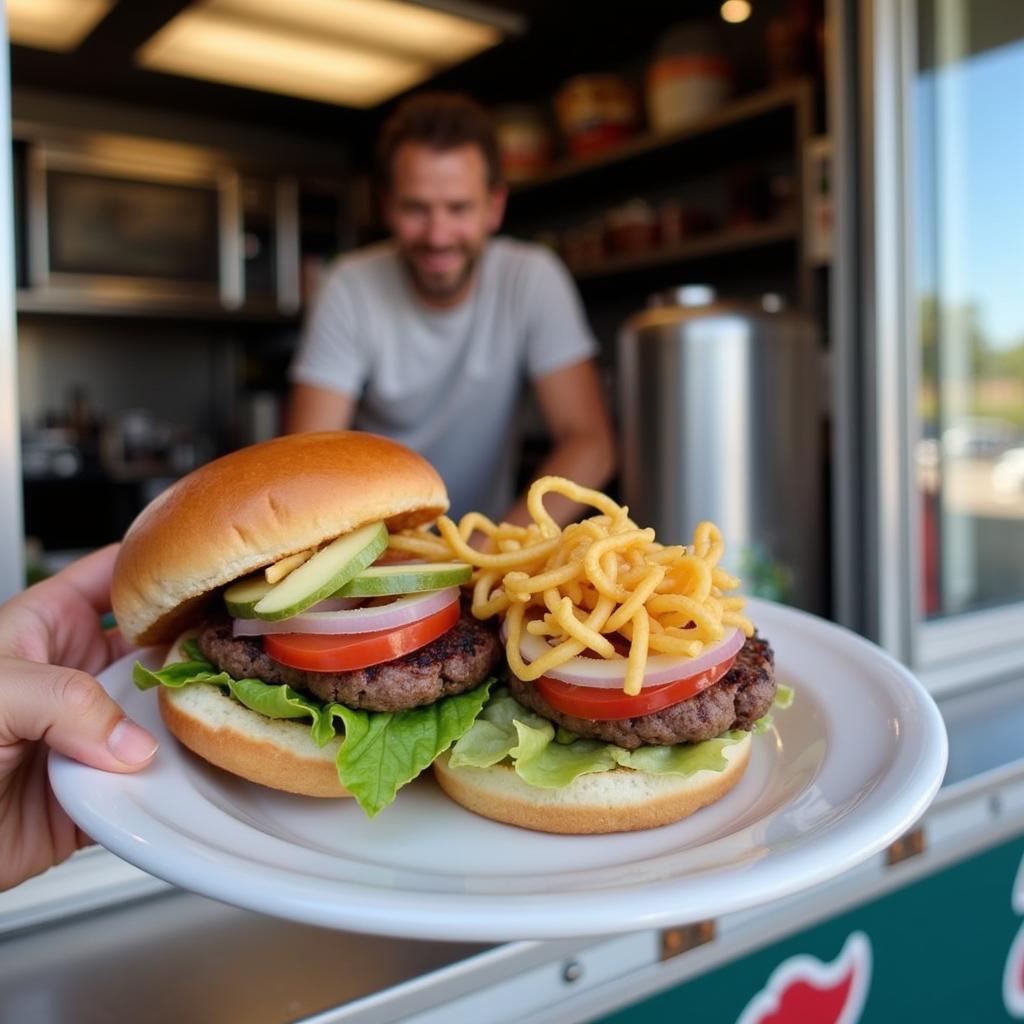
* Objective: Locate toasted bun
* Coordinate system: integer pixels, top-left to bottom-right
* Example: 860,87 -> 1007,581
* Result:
152,631 -> 349,798
432,734 -> 751,834
112,431 -> 448,645
158,685 -> 350,798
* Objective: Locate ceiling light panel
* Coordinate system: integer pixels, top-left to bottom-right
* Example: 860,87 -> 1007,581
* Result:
7,0 -> 114,52
213,0 -> 501,64
139,11 -> 432,108
137,0 -> 503,108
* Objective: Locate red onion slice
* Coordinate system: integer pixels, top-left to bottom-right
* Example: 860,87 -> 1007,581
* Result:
309,596 -> 363,612
233,586 -> 460,637
509,625 -> 745,689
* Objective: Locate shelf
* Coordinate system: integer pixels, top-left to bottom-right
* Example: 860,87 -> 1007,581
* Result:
570,218 -> 799,282
509,79 -> 813,197
16,291 -> 301,326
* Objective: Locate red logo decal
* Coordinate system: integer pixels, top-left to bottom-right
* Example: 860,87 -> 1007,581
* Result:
737,932 -> 872,1024
1003,851 -> 1024,1017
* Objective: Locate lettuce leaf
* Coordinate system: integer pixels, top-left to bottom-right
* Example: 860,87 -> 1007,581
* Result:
509,719 -> 619,787
133,646 -> 493,817
449,685 -> 794,790
325,686 -> 493,816
611,735 -> 744,776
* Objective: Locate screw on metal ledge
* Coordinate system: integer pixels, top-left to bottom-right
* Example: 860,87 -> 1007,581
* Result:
562,960 -> 583,984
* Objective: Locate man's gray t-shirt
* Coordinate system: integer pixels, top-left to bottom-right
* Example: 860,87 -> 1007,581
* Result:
289,236 -> 597,520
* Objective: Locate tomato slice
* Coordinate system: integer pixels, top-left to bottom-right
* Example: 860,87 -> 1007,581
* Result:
535,655 -> 738,721
263,600 -> 460,672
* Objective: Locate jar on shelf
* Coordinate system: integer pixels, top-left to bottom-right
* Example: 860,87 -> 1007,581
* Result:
605,199 -> 658,255
657,198 -> 685,247
494,105 -> 553,182
726,163 -> 773,226
765,0 -> 816,85
645,21 -> 733,133
769,171 -> 797,221
562,218 -> 607,271
680,207 -> 719,236
554,74 -> 639,158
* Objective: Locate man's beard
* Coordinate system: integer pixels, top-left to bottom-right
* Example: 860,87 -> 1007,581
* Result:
400,245 -> 480,302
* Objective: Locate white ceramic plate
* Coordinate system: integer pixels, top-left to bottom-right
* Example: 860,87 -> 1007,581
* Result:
49,599 -> 947,942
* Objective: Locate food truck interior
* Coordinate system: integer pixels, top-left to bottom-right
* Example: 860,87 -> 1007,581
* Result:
10,0 -> 830,609
1,2 -> 1024,1022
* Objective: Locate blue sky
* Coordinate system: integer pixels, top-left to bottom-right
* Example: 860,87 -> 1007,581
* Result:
917,36 -> 1024,350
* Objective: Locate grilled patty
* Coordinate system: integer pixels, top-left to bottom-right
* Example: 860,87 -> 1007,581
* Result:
507,633 -> 776,749
198,606 -> 502,713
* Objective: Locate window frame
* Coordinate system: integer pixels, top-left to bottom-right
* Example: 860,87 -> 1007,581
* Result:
858,0 -> 1024,695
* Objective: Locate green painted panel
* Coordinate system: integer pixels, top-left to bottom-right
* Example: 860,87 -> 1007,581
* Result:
598,834 -> 1024,1023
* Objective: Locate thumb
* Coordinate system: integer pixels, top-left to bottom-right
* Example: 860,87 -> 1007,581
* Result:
0,659 -> 158,771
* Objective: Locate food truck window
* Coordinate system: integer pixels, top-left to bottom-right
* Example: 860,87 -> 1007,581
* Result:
863,0 -> 1024,690
915,1 -> 1024,622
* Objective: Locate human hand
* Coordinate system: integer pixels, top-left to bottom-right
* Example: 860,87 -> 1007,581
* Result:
0,544 -> 157,891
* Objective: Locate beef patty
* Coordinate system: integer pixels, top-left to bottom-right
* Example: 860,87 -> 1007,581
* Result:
508,633 -> 776,749
198,606 -> 502,713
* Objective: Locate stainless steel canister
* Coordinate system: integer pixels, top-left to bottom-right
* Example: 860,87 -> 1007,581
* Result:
618,289 -> 824,611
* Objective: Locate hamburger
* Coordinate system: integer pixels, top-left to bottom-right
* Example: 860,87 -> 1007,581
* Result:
424,482 -> 789,834
112,431 -> 501,816
432,633 -> 779,834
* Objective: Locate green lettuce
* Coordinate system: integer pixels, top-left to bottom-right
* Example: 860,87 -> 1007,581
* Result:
134,639 -> 493,817
448,685 -> 794,790
775,683 -> 795,709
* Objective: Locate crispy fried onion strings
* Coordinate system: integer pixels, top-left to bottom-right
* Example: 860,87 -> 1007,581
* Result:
389,477 -> 753,696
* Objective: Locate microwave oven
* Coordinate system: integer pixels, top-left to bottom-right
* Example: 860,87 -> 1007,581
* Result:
19,133 -> 246,310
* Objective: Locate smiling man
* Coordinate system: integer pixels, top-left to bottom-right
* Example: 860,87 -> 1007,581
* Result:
286,93 -> 615,525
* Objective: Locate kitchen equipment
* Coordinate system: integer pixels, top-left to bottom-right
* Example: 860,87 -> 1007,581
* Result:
645,22 -> 732,134
554,74 -> 638,158
618,288 -> 823,611
20,428 -> 82,479
19,133 -> 242,308
12,125 -> 348,316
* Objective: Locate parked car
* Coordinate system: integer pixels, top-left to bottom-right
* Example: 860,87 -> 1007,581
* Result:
992,447 -> 1024,495
942,417 -> 1020,459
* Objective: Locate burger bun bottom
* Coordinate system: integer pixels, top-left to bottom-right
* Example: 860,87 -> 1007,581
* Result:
432,733 -> 751,834
157,634 -> 351,799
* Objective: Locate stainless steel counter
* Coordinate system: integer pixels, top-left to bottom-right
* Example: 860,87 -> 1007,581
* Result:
0,890 -> 489,1024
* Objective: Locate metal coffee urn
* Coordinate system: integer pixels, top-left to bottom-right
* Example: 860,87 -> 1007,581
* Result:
618,286 -> 824,612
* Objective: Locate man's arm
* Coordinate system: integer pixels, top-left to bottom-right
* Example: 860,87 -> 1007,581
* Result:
502,359 -> 616,528
285,382 -> 357,434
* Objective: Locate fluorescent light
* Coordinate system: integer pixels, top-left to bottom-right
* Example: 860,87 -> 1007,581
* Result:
139,11 -> 431,108
7,0 -> 113,52
212,0 -> 500,64
138,0 -> 503,108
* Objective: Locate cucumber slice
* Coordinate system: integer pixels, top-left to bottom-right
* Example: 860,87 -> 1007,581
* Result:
223,574 -> 274,618
334,561 -> 472,597
252,521 -> 388,621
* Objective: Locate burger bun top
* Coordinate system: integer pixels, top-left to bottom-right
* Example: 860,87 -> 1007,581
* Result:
112,431 -> 448,645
